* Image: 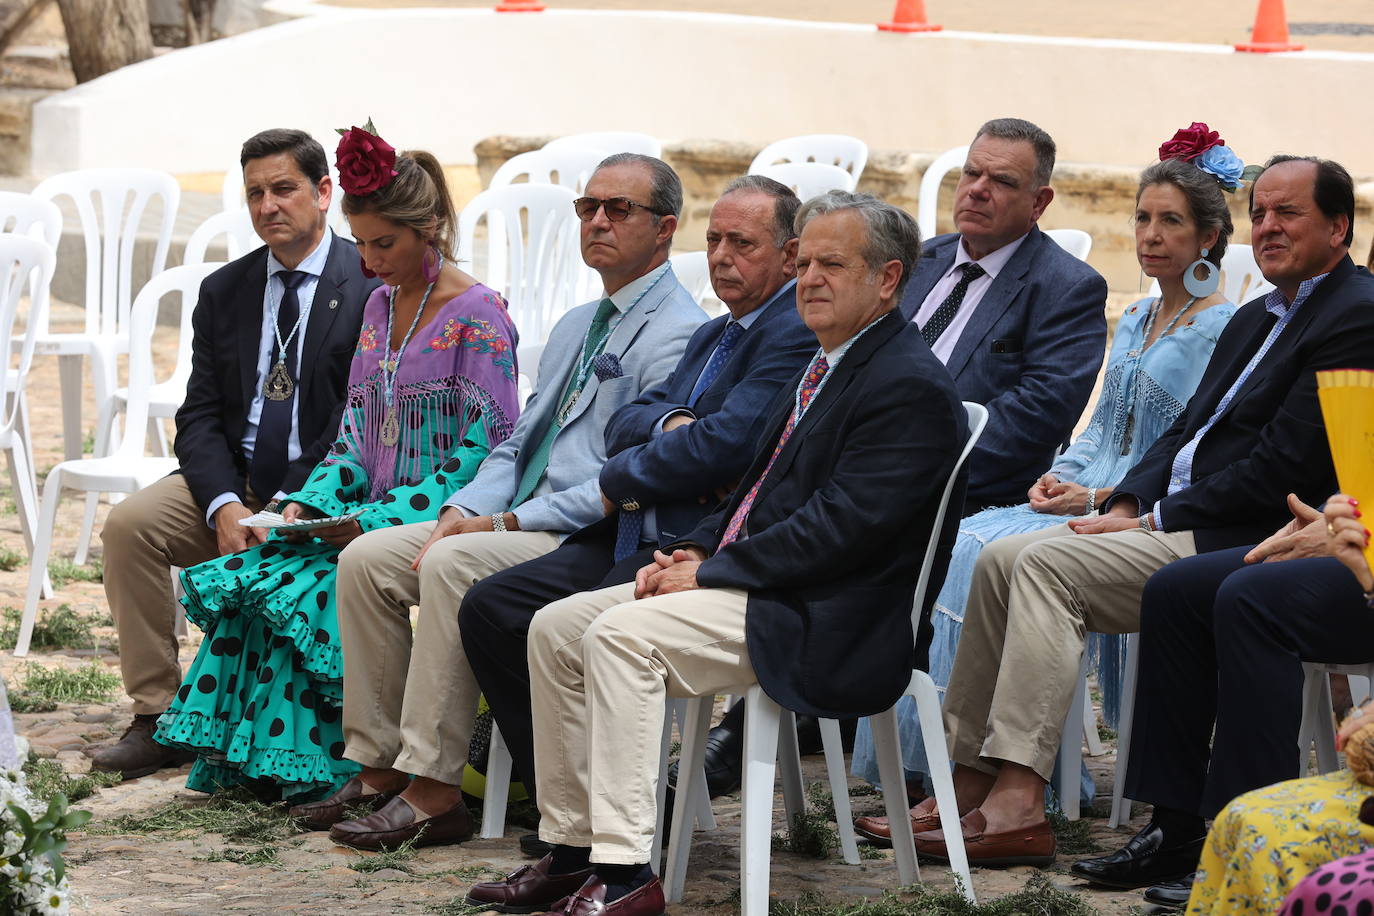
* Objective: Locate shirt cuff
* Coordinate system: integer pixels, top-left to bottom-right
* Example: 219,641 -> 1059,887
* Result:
205,492 -> 243,528
1151,502 -> 1164,531
655,409 -> 695,436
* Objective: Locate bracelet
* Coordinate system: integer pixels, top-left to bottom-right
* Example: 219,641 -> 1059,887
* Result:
264,499 -> 282,514
1138,514 -> 1154,532
1085,488 -> 1097,515
490,512 -> 507,533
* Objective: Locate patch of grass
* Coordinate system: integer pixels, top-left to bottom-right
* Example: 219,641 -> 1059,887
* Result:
504,797 -> 540,831
770,874 -> 1099,916
349,834 -> 422,874
94,789 -> 299,847
46,558 -> 103,588
806,782 -> 837,822
849,783 -> 879,797
8,661 -> 120,712
199,844 -> 282,866
426,901 -> 491,916
22,756 -> 121,804
1047,807 -> 1103,856
1097,724 -> 1117,743
772,809 -> 838,859
0,604 -> 113,652
0,546 -> 24,571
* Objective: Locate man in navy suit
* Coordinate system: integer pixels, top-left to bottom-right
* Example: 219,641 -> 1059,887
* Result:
901,117 -> 1107,511
464,191 -> 964,916
459,175 -> 816,822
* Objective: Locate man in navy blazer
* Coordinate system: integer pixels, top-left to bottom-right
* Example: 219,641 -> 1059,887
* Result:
900,118 -> 1107,511
458,175 -> 816,816
464,191 -> 964,916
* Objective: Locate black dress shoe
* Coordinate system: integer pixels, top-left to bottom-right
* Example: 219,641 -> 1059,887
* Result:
1069,822 -> 1205,890
1142,873 -> 1197,910
520,832 -> 554,858
665,718 -> 744,800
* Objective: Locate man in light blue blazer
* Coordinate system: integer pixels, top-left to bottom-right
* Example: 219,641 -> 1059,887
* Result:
307,154 -> 706,849
900,118 -> 1108,512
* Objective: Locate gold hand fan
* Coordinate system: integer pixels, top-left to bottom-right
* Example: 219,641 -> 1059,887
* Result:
1316,368 -> 1374,571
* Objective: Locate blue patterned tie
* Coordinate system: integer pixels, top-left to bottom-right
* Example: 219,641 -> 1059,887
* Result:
613,499 -> 645,562
688,320 -> 745,406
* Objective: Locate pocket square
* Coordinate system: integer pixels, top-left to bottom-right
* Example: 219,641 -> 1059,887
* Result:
593,353 -> 625,382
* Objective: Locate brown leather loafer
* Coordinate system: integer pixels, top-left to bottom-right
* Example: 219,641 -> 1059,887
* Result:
853,807 -> 942,846
536,875 -> 665,916
88,714 -> 193,781
288,776 -> 399,831
466,854 -> 595,914
329,796 -> 473,850
913,808 -> 1055,867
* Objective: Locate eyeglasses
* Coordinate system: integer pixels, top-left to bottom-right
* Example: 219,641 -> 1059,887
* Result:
573,196 -> 663,222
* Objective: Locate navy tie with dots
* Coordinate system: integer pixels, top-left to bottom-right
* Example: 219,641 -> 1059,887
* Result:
250,270 -> 306,501
921,262 -> 985,346
688,320 -> 745,406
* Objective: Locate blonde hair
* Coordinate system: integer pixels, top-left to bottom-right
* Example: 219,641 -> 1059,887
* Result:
341,150 -> 457,259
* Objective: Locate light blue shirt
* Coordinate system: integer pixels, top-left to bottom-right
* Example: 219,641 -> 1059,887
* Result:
1153,273 -> 1328,529
206,228 -> 333,525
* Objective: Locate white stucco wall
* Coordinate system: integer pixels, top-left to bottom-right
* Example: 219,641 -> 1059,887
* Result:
30,7 -> 1374,178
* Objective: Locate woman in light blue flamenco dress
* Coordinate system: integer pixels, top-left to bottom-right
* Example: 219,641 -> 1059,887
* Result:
851,152 -> 1246,819
155,143 -> 520,801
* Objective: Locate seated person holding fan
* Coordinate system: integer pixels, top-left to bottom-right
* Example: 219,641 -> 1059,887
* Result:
852,129 -> 1239,843
153,123 -> 519,801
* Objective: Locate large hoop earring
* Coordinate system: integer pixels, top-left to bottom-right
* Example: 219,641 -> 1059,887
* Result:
1184,247 -> 1220,298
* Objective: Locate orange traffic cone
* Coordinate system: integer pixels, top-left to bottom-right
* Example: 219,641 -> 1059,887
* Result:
1235,0 -> 1304,52
495,0 -> 545,11
877,0 -> 942,33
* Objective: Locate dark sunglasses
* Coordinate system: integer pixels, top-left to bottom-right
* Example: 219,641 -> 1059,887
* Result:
573,196 -> 663,222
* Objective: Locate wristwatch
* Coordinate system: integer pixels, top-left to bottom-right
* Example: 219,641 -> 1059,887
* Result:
1138,514 -> 1154,532
490,512 -> 507,533
264,499 -> 282,514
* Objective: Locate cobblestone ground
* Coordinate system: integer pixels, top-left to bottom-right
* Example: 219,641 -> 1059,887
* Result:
0,301 -> 1153,914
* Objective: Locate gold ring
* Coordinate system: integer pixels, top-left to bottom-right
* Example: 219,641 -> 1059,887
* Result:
1328,521 -> 1338,537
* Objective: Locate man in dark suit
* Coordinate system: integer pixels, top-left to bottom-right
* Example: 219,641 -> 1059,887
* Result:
900,117 -> 1107,511
92,128 -> 375,779
912,155 -> 1374,872
1070,155 -> 1374,908
464,191 -> 964,916
458,175 -> 815,829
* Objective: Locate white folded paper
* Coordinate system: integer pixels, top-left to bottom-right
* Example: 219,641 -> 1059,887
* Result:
238,510 -> 362,532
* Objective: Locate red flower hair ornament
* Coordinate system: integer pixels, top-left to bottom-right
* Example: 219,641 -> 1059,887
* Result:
335,118 -> 397,196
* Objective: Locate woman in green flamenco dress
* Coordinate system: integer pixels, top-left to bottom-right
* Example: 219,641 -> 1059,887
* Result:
155,135 -> 521,801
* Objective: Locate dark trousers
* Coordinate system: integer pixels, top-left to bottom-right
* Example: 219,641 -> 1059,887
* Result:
460,519 -> 655,794
1124,547 -> 1374,819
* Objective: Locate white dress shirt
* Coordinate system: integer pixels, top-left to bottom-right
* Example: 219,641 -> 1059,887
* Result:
913,232 -> 1028,364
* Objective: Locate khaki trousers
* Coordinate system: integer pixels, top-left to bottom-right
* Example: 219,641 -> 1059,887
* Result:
100,474 -> 241,715
529,582 -> 752,864
335,521 -> 561,784
943,523 -> 1196,781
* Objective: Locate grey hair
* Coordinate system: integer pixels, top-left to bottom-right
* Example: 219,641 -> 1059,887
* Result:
594,153 -> 683,219
795,190 -> 922,300
1137,158 -> 1234,266
721,174 -> 801,247
974,117 -> 1057,187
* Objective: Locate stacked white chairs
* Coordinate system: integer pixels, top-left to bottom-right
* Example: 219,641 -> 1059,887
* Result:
543,132 -> 661,159
753,162 -> 857,202
0,235 -> 55,592
750,135 -> 868,186
916,146 -> 969,241
1148,244 -> 1275,305
489,146 -> 608,195
667,402 -> 989,913
15,265 -> 201,656
1044,228 -> 1093,263
31,168 -> 180,463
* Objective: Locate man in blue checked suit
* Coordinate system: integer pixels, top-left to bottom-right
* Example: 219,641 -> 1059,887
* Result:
458,175 -> 817,829
305,154 -> 707,849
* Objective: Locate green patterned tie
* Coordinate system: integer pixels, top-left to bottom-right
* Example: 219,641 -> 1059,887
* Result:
511,298 -> 618,508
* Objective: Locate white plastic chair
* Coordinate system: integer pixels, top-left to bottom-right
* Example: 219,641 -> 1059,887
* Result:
183,206 -> 258,266
916,146 -> 969,242
1146,244 -> 1276,306
749,135 -> 868,185
668,402 -> 990,912
1297,662 -> 1374,776
457,184 -> 582,347
488,146 -> 609,195
543,132 -> 662,159
668,251 -> 714,309
77,262 -> 224,563
31,168 -> 180,464
753,162 -> 857,202
16,266 -> 184,656
0,235 -> 55,598
1044,228 -> 1093,263
1107,634 -> 1140,828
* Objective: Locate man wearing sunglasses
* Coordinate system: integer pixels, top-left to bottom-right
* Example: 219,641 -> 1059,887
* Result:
309,154 -> 707,850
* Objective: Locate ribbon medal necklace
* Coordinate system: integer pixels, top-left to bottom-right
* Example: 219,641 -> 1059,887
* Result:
264,268 -> 307,401
379,254 -> 443,447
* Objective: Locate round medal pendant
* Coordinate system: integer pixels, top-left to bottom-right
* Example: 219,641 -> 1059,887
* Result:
380,406 -> 401,447
264,360 -> 294,401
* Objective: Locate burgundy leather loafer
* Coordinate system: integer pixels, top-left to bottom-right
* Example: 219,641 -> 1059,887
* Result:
466,854 -> 595,914
536,875 -> 665,916
852,807 -> 942,846
913,808 -> 1055,867
288,776 -> 399,831
329,796 -> 473,850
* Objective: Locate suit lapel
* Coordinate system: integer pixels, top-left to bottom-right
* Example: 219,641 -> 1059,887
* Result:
899,236 -> 954,321
695,279 -> 800,402
237,249 -> 270,403
942,227 -> 1040,380
671,315 -> 729,403
298,235 -> 352,403
561,267 -> 670,426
